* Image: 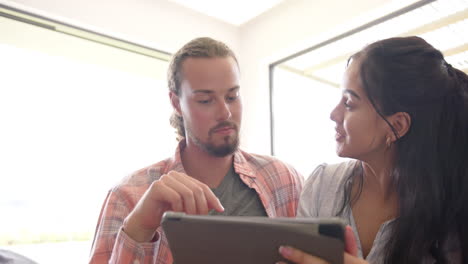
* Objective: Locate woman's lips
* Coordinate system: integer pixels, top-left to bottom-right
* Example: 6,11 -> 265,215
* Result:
335,129 -> 345,142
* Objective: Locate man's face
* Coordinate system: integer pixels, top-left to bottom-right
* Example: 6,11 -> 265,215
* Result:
172,56 -> 242,157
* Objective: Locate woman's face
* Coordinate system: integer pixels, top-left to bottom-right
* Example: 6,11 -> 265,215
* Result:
330,60 -> 391,161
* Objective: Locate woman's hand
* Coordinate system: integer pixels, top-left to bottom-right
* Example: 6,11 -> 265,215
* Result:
276,226 -> 368,264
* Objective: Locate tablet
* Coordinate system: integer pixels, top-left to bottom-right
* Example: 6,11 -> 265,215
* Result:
161,212 -> 345,264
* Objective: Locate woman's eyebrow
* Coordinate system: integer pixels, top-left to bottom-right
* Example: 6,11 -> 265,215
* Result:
344,89 -> 361,100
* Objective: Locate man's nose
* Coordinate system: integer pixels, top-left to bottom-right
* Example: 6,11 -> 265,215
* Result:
216,101 -> 232,121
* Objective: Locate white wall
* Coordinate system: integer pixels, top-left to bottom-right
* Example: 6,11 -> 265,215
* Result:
1,0 -> 399,154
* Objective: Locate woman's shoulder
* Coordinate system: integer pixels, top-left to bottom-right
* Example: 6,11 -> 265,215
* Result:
297,160 -> 358,217
305,160 -> 358,189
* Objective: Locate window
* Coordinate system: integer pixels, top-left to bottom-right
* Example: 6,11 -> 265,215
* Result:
270,0 -> 468,177
0,5 -> 174,264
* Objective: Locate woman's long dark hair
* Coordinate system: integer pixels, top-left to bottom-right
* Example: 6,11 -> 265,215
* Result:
339,36 -> 468,264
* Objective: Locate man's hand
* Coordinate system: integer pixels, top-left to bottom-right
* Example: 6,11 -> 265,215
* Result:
122,171 -> 224,242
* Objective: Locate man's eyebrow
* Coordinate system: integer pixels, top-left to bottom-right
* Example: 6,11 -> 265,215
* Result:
193,86 -> 240,94
228,86 -> 240,92
344,89 -> 361,100
193,90 -> 213,94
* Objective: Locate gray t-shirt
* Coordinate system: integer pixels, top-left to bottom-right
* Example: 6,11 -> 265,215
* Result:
297,160 -> 461,264
209,166 -> 267,216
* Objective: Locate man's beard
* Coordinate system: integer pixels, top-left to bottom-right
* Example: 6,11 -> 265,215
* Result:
187,121 -> 240,157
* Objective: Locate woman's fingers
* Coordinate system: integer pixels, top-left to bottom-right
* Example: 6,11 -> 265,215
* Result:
344,253 -> 369,264
278,246 -> 330,264
276,225 -> 366,264
344,225 -> 358,256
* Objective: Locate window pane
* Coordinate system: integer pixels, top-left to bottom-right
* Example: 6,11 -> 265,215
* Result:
272,67 -> 346,178
0,15 -> 174,264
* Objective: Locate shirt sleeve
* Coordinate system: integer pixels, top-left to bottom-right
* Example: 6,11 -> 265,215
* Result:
296,163 -> 327,217
281,162 -> 305,217
88,190 -> 171,264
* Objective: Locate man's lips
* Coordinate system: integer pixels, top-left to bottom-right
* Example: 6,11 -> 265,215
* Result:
213,126 -> 235,134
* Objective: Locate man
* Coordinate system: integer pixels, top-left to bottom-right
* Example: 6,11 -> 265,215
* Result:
89,37 -> 303,264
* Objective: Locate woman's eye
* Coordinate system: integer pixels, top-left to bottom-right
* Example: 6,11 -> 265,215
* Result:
343,98 -> 353,109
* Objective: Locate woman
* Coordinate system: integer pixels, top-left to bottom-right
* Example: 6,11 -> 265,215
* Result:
278,36 -> 468,264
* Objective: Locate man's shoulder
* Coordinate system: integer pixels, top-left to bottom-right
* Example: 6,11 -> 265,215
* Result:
239,150 -> 290,169
238,150 -> 301,180
114,157 -> 173,189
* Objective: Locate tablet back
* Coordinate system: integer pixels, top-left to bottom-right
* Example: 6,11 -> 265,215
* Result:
161,212 -> 345,264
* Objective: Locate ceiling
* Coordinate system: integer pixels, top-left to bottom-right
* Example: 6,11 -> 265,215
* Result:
167,0 -> 286,25
279,0 -> 468,88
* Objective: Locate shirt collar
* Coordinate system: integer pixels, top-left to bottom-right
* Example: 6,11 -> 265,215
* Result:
166,140 -> 256,178
233,149 -> 256,178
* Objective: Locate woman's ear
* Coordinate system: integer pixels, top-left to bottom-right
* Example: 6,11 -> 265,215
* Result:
169,91 -> 182,116
388,112 -> 411,141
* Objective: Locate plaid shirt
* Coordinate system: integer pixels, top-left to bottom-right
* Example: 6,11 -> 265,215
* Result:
89,144 -> 303,264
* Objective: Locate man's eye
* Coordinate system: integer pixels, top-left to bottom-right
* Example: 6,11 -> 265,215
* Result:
198,99 -> 212,104
227,96 -> 238,102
